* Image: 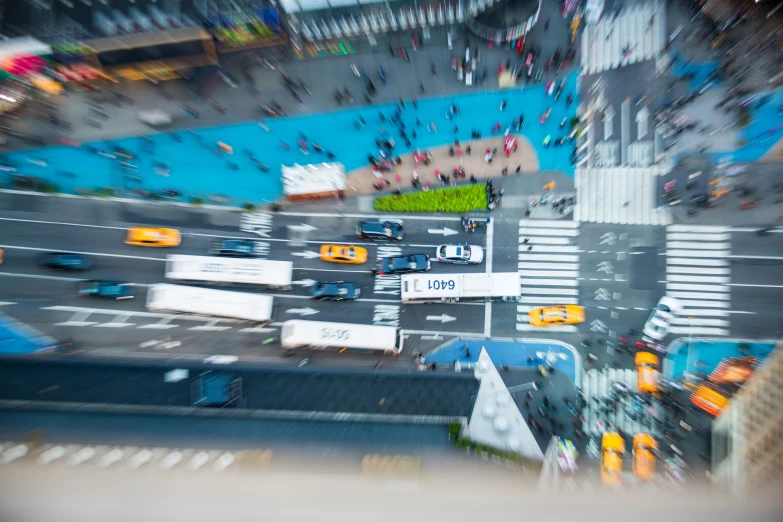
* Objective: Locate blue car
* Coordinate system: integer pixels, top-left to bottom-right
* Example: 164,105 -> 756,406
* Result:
310,281 -> 360,301
75,281 -> 134,300
40,252 -> 92,271
209,238 -> 262,257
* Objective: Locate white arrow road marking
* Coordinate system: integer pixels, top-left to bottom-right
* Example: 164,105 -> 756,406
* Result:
597,261 -> 614,274
599,232 -> 617,245
293,279 -> 317,286
590,319 -> 607,333
427,227 -> 458,236
289,223 -> 318,232
594,288 -> 611,300
291,251 -> 321,259
239,327 -> 278,333
286,307 -> 319,316
426,314 -> 456,323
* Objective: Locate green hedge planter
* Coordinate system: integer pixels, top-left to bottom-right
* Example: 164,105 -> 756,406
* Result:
374,185 -> 487,213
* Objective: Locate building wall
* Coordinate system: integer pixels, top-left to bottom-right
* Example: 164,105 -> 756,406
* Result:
711,340 -> 783,495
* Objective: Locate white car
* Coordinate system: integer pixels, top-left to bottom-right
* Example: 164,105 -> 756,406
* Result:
436,244 -> 484,264
642,297 -> 683,341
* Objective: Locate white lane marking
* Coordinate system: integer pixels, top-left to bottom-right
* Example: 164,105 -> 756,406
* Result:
727,255 -> 783,261
484,218 -> 494,337
667,241 -> 731,250
0,244 -> 165,262
725,283 -> 783,288
518,245 -> 581,253
239,327 -> 277,333
666,249 -> 730,258
519,270 -> 580,278
518,220 -> 580,228
521,287 -> 580,295
0,301 -> 17,305
666,283 -> 730,292
293,267 -> 368,273
667,258 -> 729,266
667,275 -> 731,284
517,297 -> 579,304
668,291 -> 731,301
0,217 -> 127,230
672,317 -> 730,327
666,266 -> 731,275
95,322 -> 135,328
518,254 -> 580,263
667,225 -> 730,233
0,272 -> 88,282
667,233 -> 732,241
515,324 -> 578,332
518,262 -> 580,270
56,321 -> 98,326
518,237 -> 572,245
520,278 -> 579,286
484,302 -> 492,337
138,324 -> 180,329
519,228 -> 579,237
669,326 -> 730,335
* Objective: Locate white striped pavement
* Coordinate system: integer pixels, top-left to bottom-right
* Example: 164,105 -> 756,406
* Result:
516,220 -> 582,331
665,225 -> 732,337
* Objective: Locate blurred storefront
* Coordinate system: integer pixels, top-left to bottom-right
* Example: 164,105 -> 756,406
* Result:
0,37 -> 57,110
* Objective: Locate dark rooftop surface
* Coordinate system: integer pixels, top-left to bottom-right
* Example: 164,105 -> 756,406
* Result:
0,356 -> 478,418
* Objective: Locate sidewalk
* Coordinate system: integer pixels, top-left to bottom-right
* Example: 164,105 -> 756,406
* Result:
662,155 -> 783,226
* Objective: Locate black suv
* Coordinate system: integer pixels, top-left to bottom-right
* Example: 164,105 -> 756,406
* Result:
356,220 -> 404,241
372,254 -> 430,276
209,238 -> 261,257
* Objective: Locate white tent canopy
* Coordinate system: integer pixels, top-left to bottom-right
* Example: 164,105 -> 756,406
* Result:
138,109 -> 173,127
467,347 -> 544,461
282,162 -> 346,197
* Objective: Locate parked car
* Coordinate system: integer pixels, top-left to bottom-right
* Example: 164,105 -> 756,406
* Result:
372,254 -> 430,276
436,244 -> 484,264
310,281 -> 360,300
356,220 -> 404,241
642,296 -> 683,341
40,252 -> 92,271
75,280 -> 134,300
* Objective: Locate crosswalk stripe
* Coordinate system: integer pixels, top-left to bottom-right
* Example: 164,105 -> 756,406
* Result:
521,278 -> 579,286
672,317 -> 730,327
667,225 -> 730,233
516,324 -> 578,332
667,283 -> 729,292
667,275 -> 731,284
521,287 -> 580,295
678,299 -> 731,308
667,258 -> 729,267
518,296 -> 579,304
519,228 -> 579,237
666,266 -> 731,275
519,270 -> 580,278
667,249 -> 730,258
668,292 -> 731,301
519,220 -> 580,228
667,232 -> 732,242
678,309 -> 731,317
518,262 -> 581,270
518,237 -> 573,245
518,245 -> 580,253
518,254 -> 580,263
667,241 -> 731,250
669,326 -> 730,335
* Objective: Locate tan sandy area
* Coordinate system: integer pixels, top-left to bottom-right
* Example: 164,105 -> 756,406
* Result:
759,135 -> 783,162
345,135 -> 540,194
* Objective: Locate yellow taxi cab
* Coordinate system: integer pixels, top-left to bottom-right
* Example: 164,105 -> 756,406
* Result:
632,433 -> 657,481
600,432 -> 625,487
125,227 -> 181,247
635,352 -> 660,394
319,244 -> 368,264
0,248 -> 4,264
528,305 -> 585,327
690,382 -> 730,417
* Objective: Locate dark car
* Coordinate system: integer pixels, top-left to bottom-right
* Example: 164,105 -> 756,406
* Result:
372,254 -> 431,276
209,238 -> 262,257
310,281 -> 360,300
356,220 -> 404,241
75,280 -> 134,300
40,252 -> 92,271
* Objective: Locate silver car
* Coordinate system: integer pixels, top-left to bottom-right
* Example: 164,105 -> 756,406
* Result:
436,244 -> 484,264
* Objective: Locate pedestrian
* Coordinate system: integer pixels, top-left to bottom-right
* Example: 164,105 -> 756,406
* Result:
515,164 -> 521,174
412,97 -> 418,108
399,97 -> 405,109
466,145 -> 471,155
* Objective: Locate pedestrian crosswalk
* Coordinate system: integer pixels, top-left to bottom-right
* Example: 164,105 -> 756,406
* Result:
516,220 -> 581,332
580,369 -> 661,438
665,225 -> 731,336
581,1 -> 667,75
574,167 -> 672,225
